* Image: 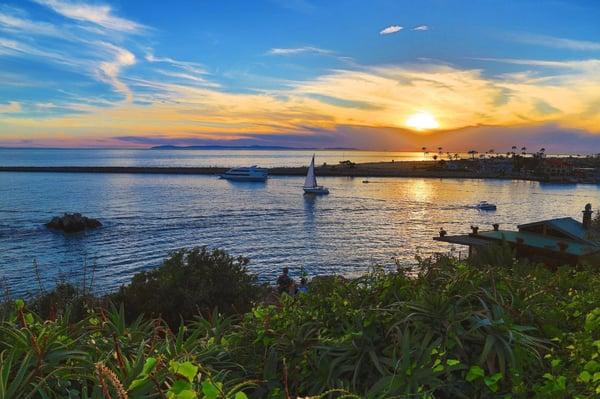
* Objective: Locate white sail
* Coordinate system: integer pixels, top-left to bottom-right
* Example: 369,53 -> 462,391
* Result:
304,155 -> 318,188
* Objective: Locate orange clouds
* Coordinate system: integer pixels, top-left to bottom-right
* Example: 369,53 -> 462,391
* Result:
2,60 -> 600,146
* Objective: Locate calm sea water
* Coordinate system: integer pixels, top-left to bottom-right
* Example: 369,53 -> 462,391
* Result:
0,148 -> 432,167
0,149 -> 599,296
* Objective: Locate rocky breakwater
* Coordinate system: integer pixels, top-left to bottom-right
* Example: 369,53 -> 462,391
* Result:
46,213 -> 102,233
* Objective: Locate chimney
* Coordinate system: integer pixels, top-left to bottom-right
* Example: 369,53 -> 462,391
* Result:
583,203 -> 593,230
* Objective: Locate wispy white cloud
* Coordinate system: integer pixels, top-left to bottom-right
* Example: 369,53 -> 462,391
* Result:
96,42 -> 136,102
512,33 -> 600,51
0,37 -> 71,63
155,70 -> 220,88
0,7 -> 60,36
0,101 -> 21,113
33,0 -> 144,33
35,102 -> 58,109
475,57 -> 600,71
412,25 -> 429,31
380,25 -> 403,35
145,53 -> 209,76
267,46 -> 333,55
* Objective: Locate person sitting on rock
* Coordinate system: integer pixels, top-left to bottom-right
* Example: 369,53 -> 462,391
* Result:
277,267 -> 294,294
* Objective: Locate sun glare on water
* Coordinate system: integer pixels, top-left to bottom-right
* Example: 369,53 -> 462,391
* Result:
405,111 -> 440,131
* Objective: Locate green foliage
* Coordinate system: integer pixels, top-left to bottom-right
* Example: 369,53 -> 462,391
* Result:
0,300 -> 256,398
112,247 -> 261,327
3,247 -> 600,397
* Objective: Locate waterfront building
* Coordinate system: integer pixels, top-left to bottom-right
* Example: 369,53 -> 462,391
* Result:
434,204 -> 600,266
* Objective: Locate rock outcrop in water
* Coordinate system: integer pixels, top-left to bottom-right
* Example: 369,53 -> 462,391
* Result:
46,213 -> 102,233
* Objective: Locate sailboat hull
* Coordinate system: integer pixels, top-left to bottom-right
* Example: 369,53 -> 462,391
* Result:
303,186 -> 329,195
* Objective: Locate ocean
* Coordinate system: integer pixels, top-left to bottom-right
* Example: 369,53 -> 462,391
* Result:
1,148 -> 599,295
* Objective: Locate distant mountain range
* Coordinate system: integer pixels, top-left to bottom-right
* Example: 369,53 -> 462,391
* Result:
150,145 -> 358,150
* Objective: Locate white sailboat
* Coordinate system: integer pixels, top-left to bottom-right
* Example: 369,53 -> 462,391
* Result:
303,155 -> 329,194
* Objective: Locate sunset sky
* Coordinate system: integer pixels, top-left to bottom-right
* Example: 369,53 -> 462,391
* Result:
0,0 -> 599,151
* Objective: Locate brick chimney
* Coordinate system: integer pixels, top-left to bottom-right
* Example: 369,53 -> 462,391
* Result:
583,203 -> 593,230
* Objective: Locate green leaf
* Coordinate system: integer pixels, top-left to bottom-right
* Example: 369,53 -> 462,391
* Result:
201,381 -> 219,399
484,372 -> 503,392
579,370 -> 592,383
556,376 -> 567,391
168,380 -> 196,399
142,357 -> 157,375
585,360 -> 600,373
446,359 -> 461,366
466,366 -> 485,382
234,392 -> 248,399
130,357 -> 159,391
15,299 -> 24,310
170,361 -> 198,383
129,378 -> 146,391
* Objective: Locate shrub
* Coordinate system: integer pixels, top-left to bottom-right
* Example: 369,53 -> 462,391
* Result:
112,247 -> 260,327
6,247 -> 600,397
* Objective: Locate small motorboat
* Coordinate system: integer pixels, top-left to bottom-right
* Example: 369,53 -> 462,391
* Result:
220,166 -> 268,182
474,201 -> 497,210
303,155 -> 329,195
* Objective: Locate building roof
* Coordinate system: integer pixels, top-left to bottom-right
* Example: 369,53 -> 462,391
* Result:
478,230 -> 600,257
434,235 -> 493,247
517,217 -> 591,244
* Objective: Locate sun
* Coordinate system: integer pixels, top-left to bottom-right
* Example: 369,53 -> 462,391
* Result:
405,111 -> 440,131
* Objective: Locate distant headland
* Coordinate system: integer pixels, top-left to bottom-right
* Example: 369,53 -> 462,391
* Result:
150,145 -> 358,151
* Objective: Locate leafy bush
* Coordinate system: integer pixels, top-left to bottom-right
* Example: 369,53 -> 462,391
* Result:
4,248 -> 600,397
112,247 -> 261,327
0,300 -> 255,398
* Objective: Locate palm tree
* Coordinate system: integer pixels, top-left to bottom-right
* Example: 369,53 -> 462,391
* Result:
511,146 -> 517,158
468,150 -> 478,160
433,154 -> 438,161
521,146 -> 527,156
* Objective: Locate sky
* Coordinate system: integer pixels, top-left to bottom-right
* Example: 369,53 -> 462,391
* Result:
0,0 -> 599,152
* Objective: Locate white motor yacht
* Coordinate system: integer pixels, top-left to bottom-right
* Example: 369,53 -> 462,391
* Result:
220,166 -> 268,182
